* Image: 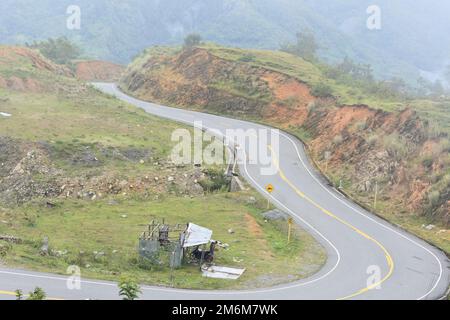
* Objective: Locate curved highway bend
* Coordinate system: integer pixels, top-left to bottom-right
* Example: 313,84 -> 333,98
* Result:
0,83 -> 448,300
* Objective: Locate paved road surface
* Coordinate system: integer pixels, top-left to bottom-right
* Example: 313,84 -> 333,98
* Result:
0,83 -> 448,300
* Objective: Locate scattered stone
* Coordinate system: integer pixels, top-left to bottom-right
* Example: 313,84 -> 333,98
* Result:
107,199 -> 118,205
121,214 -> 128,219
246,196 -> 257,205
0,235 -> 22,244
228,228 -> 235,234
424,224 -> 435,231
94,251 -> 105,260
263,209 -> 289,221
168,176 -> 175,182
40,236 -> 49,256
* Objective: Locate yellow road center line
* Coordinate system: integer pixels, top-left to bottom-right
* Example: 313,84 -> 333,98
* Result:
0,289 -> 63,300
267,145 -> 394,300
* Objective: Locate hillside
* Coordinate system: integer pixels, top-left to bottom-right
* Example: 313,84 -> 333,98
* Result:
1,0 -> 449,81
120,45 -> 450,252
0,46 -> 326,288
74,60 -> 125,82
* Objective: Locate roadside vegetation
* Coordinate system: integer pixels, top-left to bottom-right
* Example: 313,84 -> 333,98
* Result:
120,38 -> 449,254
0,46 -> 326,289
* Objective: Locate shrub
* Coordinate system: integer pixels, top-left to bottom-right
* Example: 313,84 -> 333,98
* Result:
427,190 -> 441,207
199,168 -> 229,192
183,33 -> 202,48
421,156 -> 434,169
333,135 -> 344,145
118,277 -> 141,300
367,134 -> 378,146
311,83 -> 334,98
355,121 -> 367,131
238,53 -> 256,62
27,287 -> 46,300
383,134 -> 409,160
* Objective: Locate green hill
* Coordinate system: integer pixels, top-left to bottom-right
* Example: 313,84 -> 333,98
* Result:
1,0 -> 449,82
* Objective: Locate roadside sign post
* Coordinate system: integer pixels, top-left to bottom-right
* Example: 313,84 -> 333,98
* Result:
265,184 -> 274,209
288,217 -> 293,244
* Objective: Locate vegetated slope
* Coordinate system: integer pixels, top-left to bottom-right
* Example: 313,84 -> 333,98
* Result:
120,46 -> 450,252
0,46 -> 325,288
1,0 -> 450,80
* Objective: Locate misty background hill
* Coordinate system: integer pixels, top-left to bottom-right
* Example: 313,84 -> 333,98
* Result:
1,0 -> 449,82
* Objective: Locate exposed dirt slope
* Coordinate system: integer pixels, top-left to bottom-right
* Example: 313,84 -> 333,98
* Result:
120,47 -> 450,228
75,60 -> 124,82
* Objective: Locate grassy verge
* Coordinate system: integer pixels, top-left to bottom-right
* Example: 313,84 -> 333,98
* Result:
0,191 -> 325,289
0,67 -> 326,289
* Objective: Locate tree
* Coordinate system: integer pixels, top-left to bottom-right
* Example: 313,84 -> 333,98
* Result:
27,287 -> 46,300
445,65 -> 450,84
184,33 -> 202,48
118,277 -> 141,300
311,83 -> 334,98
280,30 -> 319,61
27,37 -> 81,65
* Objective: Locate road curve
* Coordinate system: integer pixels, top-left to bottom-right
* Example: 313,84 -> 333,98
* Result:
0,83 -> 448,300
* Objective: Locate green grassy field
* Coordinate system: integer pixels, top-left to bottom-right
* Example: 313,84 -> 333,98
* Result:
0,48 -> 326,289
0,191 -> 325,289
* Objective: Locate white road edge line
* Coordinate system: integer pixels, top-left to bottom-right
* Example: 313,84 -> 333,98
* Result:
0,128 -> 342,298
279,131 -> 444,300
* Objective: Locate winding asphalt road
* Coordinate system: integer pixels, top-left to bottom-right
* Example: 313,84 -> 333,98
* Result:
0,83 -> 448,300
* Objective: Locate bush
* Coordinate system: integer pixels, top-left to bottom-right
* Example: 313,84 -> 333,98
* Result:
118,277 -> 141,300
427,190 -> 441,207
333,135 -> 344,145
27,287 -> 46,300
27,37 -> 81,65
238,53 -> 256,62
383,134 -> 409,160
311,83 -> 334,98
367,134 -> 378,146
422,156 -> 434,169
199,168 -> 229,192
183,33 -> 202,48
355,121 -> 367,131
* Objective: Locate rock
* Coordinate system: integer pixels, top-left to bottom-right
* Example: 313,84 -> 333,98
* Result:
40,236 -> 49,256
121,214 -> 127,218
263,209 -> 289,221
246,196 -> 257,205
94,251 -> 105,260
228,228 -> 235,234
424,224 -> 435,230
168,176 -> 175,182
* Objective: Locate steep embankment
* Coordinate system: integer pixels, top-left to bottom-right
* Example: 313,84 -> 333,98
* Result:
120,46 -> 450,250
